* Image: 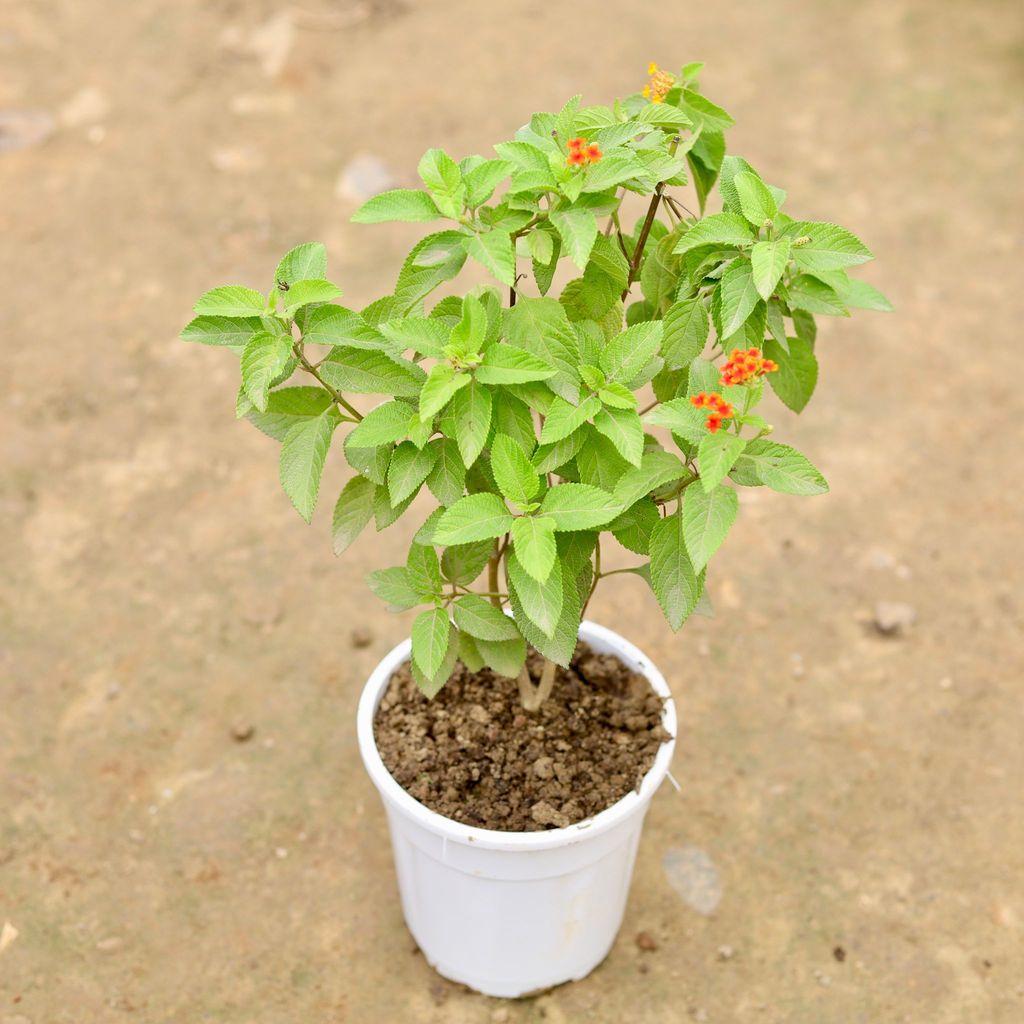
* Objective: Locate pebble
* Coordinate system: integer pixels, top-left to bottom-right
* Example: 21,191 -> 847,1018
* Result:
350,626 -> 374,649
717,944 -> 734,961
873,601 -> 917,636
0,111 -> 54,153
530,801 -> 569,829
230,722 -> 255,743
96,936 -> 123,952
491,1010 -> 510,1023
663,846 -> 722,915
533,756 -> 554,780
0,921 -> 18,955
59,86 -> 110,127
335,153 -> 398,202
636,931 -> 658,951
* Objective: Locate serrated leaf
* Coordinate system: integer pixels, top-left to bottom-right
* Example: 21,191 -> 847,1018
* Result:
410,630 -> 459,698
367,566 -> 422,609
332,475 -> 376,554
787,275 -> 848,317
279,410 -> 337,522
433,492 -> 514,545
508,549 -> 563,638
786,221 -> 872,271
549,206 -> 598,270
731,440 -> 829,495
510,516 -> 558,583
751,238 -> 791,301
406,542 -> 443,597
387,441 -> 439,505
612,449 -> 689,507
280,279 -> 342,314
698,432 -> 747,491
411,608 -> 451,679
466,229 -> 516,286
241,332 -> 293,412
378,316 -> 448,357
580,154 -> 645,193
475,344 -> 556,385
452,594 -> 521,641
644,397 -> 708,445
599,321 -> 663,384
474,635 -> 528,678
490,434 -> 540,504
245,386 -> 333,441
593,406 -> 643,467
609,497 -> 660,555
661,298 -> 709,369
302,304 -> 389,349
425,437 -> 466,506
538,394 -> 600,445
538,483 -> 620,531
673,213 -> 754,256
719,260 -> 760,338
443,378 -> 492,467
181,315 -> 263,347
418,148 -> 461,195
441,538 -> 494,586
194,285 -> 265,317
464,158 -> 512,207
419,364 -> 471,422
764,337 -> 818,413
319,348 -> 425,398
351,189 -> 442,224
505,297 -> 581,401
346,400 -> 412,448
275,242 -> 327,287
682,483 -> 738,571
733,171 -> 778,226
649,513 -> 704,631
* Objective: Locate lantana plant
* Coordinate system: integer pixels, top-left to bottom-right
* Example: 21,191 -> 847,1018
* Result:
182,62 -> 889,710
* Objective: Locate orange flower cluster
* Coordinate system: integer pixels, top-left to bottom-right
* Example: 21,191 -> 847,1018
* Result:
690,391 -> 735,433
567,137 -> 602,167
720,347 -> 779,387
642,62 -> 675,104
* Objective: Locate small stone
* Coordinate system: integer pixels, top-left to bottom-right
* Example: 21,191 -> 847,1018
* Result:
350,626 -> 374,649
873,601 -> 916,636
0,920 -> 18,955
530,801 -> 569,829
938,677 -> 953,690
691,1010 -> 708,1022
335,153 -> 398,202
0,111 -> 55,152
717,944 -> 734,961
468,704 -> 490,725
491,1009 -> 510,1023
230,722 -> 255,743
96,936 -> 123,952
59,86 -> 110,127
274,847 -> 288,859
636,931 -> 658,951
833,945 -> 846,962
533,756 -> 554,780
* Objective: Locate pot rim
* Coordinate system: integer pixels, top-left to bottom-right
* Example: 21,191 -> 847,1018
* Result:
356,619 -> 677,853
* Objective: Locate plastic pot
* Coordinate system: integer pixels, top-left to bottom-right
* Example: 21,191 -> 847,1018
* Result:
356,620 -> 676,998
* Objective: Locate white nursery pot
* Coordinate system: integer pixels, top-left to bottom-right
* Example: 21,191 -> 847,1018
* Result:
357,620 -> 677,998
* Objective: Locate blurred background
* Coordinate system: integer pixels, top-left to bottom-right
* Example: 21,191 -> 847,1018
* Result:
2,1 -> 1022,1021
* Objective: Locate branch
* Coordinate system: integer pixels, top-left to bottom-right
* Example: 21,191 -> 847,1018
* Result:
292,342 -> 363,421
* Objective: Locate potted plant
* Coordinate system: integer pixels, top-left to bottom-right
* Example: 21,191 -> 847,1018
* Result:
181,61 -> 888,997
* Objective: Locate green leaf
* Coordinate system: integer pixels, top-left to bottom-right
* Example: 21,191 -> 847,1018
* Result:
406,542 -> 443,597
387,441 -> 439,505
731,440 -> 829,495
527,228 -> 554,265
508,549 -> 563,638
661,298 -> 709,369
280,279 -> 342,314
490,434 -> 540,504
332,475 -> 376,555
275,242 -> 327,286
644,397 -> 708,445
538,394 -> 600,445
466,230 -> 516,286
751,238 -> 792,301
411,608 -> 452,679
241,332 -> 293,412
441,538 -> 494,586
649,513 -> 704,631
452,595 -> 520,641
733,171 -> 778,226
673,213 -> 754,256
464,158 -> 512,207
302,304 -> 389,349
532,429 -> 585,474
549,207 -> 598,270
374,482 -> 414,530
246,386 -> 334,441
682,483 -> 738,571
351,189 -> 442,224
194,285 -> 265,317
181,315 -> 263,347
418,148 -> 461,195
378,317 -> 448,357
538,483 -> 620,531
698,432 -> 747,491
419,364 -> 471,422
448,296 -> 487,358
827,275 -> 893,312
609,497 -> 660,555
599,321 -> 663,384
505,297 -> 581,401
279,410 -> 338,523
475,344 -> 556,385
598,382 -> 636,409
612,449 -> 689,508
678,88 -> 734,133
443,378 -> 492,467
576,430 -> 629,491
319,348 -> 424,398
593,406 -> 643,467
367,566 -> 422,609
580,154 -> 645,193
433,492 -> 514,544
410,632 -> 459,699
763,337 -> 818,413
473,635 -> 528,678
425,437 -> 466,507
346,400 -> 412,448
719,260 -> 760,338
510,516 -> 558,583
787,275 -> 848,317
787,221 -> 872,271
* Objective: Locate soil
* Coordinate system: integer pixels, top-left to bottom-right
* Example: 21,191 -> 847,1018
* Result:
374,644 -> 671,831
3,1 -> 1023,1021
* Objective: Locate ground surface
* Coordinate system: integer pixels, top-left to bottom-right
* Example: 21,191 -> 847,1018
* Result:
2,1 -> 1023,1021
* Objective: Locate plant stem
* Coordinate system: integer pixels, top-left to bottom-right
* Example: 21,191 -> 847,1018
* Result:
518,657 -> 558,712
621,183 -> 665,299
487,541 -> 502,609
292,343 -> 364,421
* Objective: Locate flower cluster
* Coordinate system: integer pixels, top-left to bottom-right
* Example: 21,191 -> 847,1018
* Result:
720,347 -> 779,387
642,62 -> 675,104
690,391 -> 735,433
567,136 -> 602,167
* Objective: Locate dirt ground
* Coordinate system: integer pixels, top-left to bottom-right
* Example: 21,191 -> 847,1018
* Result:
2,0 -> 1023,1021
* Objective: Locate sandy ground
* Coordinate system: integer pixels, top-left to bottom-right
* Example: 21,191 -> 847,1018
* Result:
2,0 -> 1023,1021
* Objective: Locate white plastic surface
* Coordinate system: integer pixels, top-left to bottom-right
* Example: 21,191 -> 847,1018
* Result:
356,621 -> 677,997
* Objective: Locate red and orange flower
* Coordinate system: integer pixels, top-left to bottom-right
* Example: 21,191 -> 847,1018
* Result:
720,347 -> 779,387
690,391 -> 735,433
567,136 -> 602,167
